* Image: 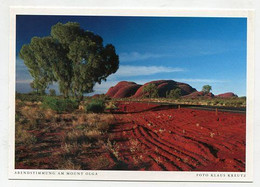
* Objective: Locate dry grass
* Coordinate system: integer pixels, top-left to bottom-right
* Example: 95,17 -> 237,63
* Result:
44,109 -> 56,120
59,142 -> 84,160
132,155 -> 144,165
63,129 -> 100,144
96,122 -> 110,132
20,106 -> 43,128
129,139 -> 141,153
210,132 -> 215,138
106,139 -> 120,161
57,158 -> 82,170
154,156 -> 162,164
105,101 -> 118,110
15,98 -> 116,170
72,113 -> 113,132
84,130 -> 102,139
87,156 -> 111,170
15,125 -> 37,145
17,101 -> 56,130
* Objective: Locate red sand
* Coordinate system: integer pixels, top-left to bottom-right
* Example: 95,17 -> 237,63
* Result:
110,101 -> 246,171
16,101 -> 246,171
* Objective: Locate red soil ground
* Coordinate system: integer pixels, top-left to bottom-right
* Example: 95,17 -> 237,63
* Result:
110,101 -> 246,171
15,101 -> 246,171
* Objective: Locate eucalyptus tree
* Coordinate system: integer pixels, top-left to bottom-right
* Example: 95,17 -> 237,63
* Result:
142,83 -> 159,98
20,22 -> 119,100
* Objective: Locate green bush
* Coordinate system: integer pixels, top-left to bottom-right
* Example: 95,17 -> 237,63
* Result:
43,96 -> 78,113
16,92 -> 44,102
142,83 -> 159,98
166,88 -> 181,99
85,99 -> 105,113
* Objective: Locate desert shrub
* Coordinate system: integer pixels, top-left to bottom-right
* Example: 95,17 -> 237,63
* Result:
16,93 -> 44,102
85,99 -> 105,113
87,156 -> 111,170
106,139 -> 120,160
96,122 -> 110,132
15,112 -> 22,122
15,125 -> 37,145
57,158 -> 82,170
213,100 -> 220,105
42,96 -> 78,113
19,106 -> 46,129
166,88 -> 181,99
97,94 -> 111,100
105,101 -> 118,110
84,130 -> 102,140
64,130 -> 88,145
142,83 -> 159,98
72,113 -> 113,131
64,128 -> 102,145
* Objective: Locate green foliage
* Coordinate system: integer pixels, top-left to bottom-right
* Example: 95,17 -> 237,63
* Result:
166,88 -> 181,99
142,83 -> 159,98
20,22 -> 119,100
85,99 -> 105,113
202,85 -> 212,94
105,101 -> 118,110
49,89 -> 56,96
16,92 -> 44,102
42,96 -> 78,113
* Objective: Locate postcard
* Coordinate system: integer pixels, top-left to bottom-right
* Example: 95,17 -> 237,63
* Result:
9,7 -> 254,182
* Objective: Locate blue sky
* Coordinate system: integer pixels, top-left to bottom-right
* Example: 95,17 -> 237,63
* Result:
16,15 -> 247,96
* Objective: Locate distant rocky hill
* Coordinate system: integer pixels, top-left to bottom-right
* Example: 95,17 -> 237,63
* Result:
182,91 -> 215,99
106,80 -> 197,98
106,81 -> 142,98
132,80 -> 196,98
215,92 -> 238,98
105,80 -> 239,99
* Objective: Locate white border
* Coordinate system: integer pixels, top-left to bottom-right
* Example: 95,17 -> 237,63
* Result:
9,7 -> 254,182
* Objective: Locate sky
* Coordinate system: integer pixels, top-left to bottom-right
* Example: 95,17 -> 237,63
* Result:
16,15 -> 247,96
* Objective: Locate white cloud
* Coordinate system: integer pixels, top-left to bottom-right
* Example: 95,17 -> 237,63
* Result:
92,80 -> 119,95
114,65 -> 185,77
119,52 -> 169,62
16,79 -> 33,84
174,78 -> 229,83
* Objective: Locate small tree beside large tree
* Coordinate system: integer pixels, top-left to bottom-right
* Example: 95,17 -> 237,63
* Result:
202,85 -> 212,94
20,22 -> 119,100
166,88 -> 181,99
142,83 -> 159,98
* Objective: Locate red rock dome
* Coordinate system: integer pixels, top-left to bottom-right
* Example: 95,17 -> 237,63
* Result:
216,92 -> 238,98
182,91 -> 215,99
106,80 -> 196,98
132,80 -> 197,98
106,81 -> 141,98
